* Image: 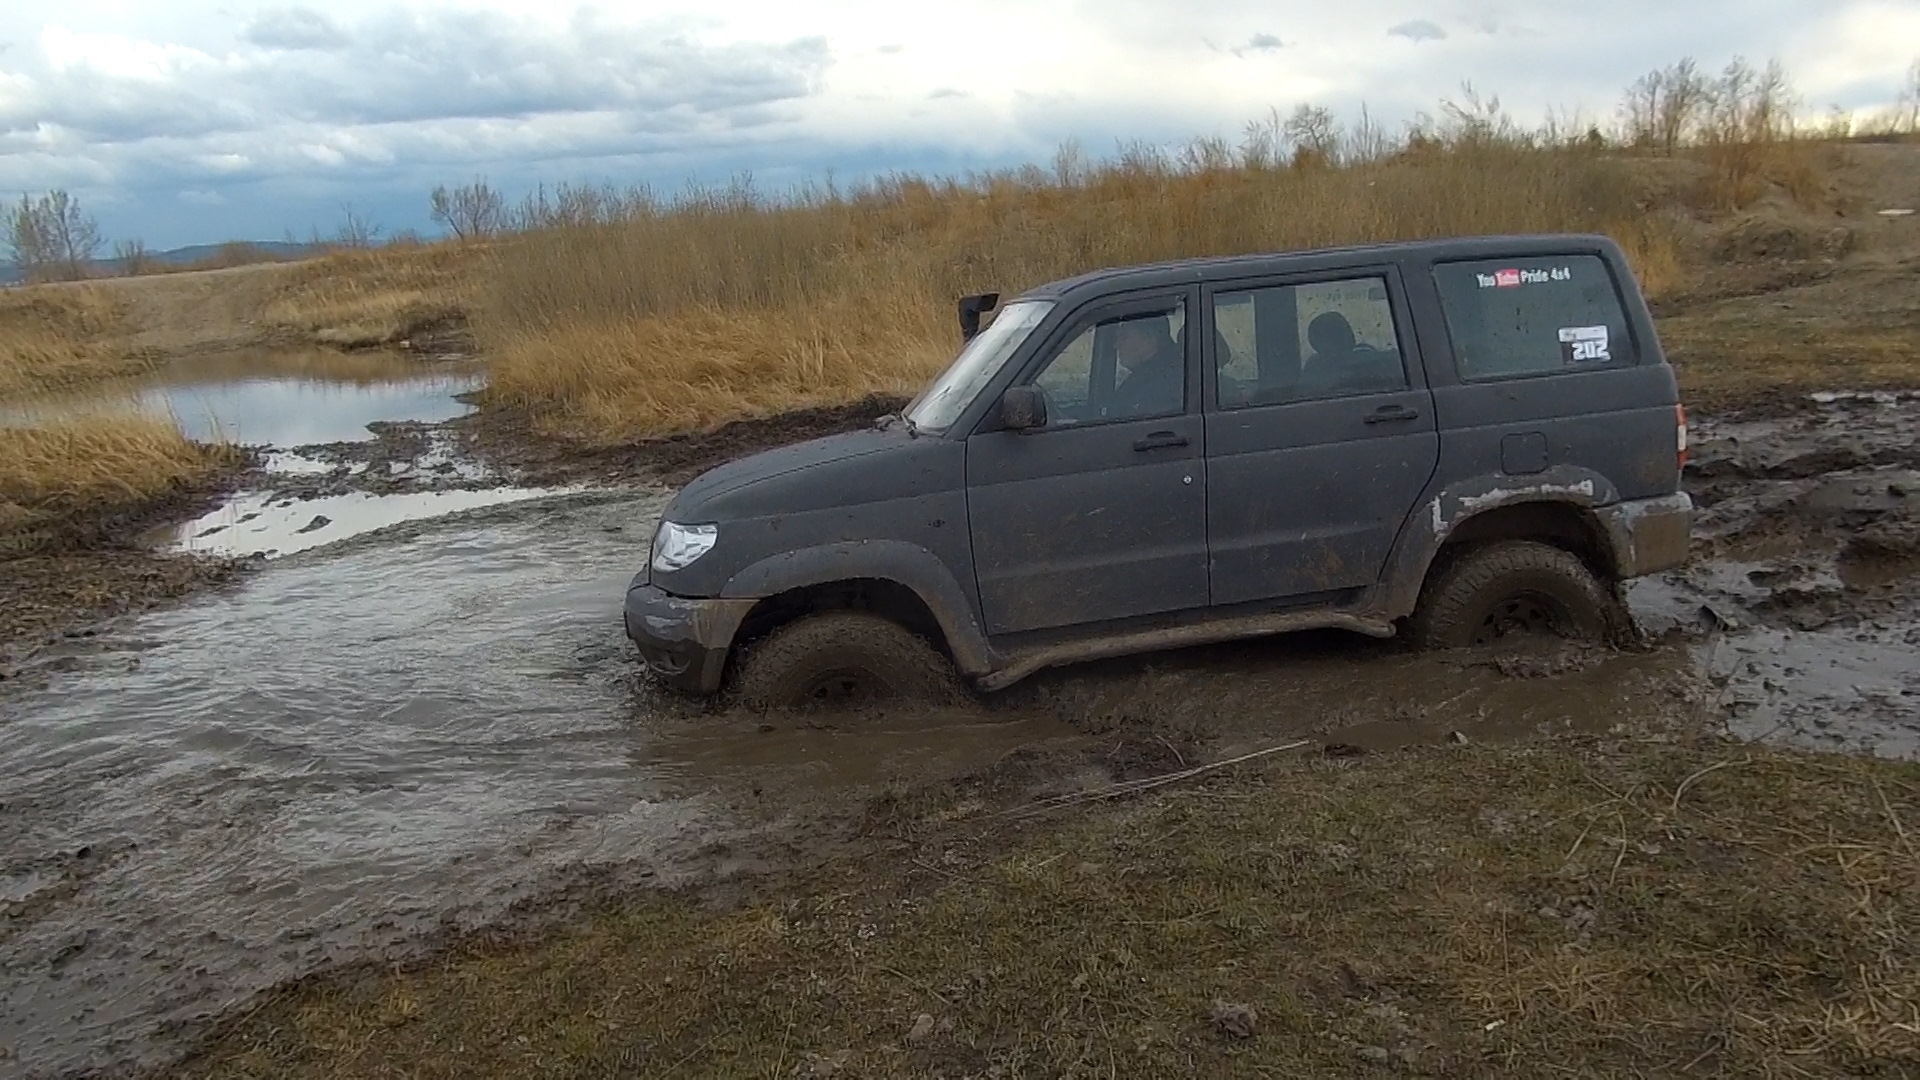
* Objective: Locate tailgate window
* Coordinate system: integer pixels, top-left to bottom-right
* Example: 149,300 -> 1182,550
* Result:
1432,255 -> 1637,381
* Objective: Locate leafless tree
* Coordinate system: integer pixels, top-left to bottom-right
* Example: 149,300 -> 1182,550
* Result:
113,237 -> 153,276
1282,104 -> 1339,166
5,195 -> 49,282
1620,58 -> 1710,155
429,179 -> 508,241
5,191 -> 100,282
334,204 -> 382,248
1235,107 -> 1282,169
1899,58 -> 1920,135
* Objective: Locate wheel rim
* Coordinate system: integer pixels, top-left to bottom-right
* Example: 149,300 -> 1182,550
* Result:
797,667 -> 885,706
1472,591 -> 1571,645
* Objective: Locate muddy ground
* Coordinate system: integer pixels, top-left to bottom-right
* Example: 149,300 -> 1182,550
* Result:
0,384 -> 1916,1078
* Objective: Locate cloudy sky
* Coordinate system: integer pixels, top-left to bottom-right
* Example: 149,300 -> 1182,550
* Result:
2,0 -> 1915,249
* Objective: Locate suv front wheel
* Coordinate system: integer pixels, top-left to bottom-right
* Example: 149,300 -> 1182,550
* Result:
1409,540 -> 1625,649
732,611 -> 964,710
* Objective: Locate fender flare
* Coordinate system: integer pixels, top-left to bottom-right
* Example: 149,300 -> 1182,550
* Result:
1379,466 -> 1624,617
720,540 -> 996,676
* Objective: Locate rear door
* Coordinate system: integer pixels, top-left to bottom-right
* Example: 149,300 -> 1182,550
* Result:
1202,268 -> 1439,606
1422,253 -> 1680,503
966,290 -> 1209,635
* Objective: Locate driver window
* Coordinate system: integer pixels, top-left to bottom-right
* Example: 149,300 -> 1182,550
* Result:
1030,301 -> 1186,427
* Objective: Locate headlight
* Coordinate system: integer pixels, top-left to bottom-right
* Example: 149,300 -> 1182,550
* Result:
651,521 -> 718,573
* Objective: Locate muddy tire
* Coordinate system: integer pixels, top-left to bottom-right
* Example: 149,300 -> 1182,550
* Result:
1409,540 -> 1624,650
732,612 -> 963,711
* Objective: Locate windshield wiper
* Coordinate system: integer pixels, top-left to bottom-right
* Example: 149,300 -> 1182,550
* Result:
874,411 -> 919,438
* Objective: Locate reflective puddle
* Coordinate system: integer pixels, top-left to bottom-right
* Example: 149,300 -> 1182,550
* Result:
163,485 -> 583,557
3,349 -> 484,447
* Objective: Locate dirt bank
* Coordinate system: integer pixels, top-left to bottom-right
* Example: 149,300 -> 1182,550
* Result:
0,457 -> 252,667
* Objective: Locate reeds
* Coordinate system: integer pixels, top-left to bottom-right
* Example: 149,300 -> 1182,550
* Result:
476,143 -> 1683,443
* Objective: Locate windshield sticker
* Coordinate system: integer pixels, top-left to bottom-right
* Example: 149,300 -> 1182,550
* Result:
1476,266 -> 1573,288
1558,325 -> 1611,363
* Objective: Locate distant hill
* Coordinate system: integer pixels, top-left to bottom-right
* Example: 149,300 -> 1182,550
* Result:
0,240 -> 322,286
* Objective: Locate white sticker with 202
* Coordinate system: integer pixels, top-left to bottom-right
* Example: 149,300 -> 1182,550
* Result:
1558,325 -> 1611,362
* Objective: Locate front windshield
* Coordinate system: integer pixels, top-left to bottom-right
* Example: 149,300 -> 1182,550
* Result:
904,300 -> 1053,432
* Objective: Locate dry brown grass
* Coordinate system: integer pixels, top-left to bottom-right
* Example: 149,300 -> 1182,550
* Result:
186,738 -> 1918,1078
0,413 -> 239,552
0,285 -> 150,396
477,147 -> 1687,443
257,243 -> 484,349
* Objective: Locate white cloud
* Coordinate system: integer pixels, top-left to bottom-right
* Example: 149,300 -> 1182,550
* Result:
245,8 -> 350,51
0,0 -> 1912,248
1388,19 -> 1447,43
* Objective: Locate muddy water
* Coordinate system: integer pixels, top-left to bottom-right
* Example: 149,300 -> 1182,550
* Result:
5,382 -> 1920,1075
0,491 -> 1088,1076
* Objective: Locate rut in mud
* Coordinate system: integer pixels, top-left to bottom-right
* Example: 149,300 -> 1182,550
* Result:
3,384 -> 1919,1076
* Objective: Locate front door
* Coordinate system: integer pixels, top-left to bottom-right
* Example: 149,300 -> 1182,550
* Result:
967,291 -> 1209,635
1204,271 -> 1440,606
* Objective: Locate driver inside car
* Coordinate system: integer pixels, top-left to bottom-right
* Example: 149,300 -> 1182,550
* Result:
1108,314 -> 1184,418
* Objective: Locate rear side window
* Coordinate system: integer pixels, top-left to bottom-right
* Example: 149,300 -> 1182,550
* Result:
1432,255 -> 1636,381
1213,275 -> 1406,409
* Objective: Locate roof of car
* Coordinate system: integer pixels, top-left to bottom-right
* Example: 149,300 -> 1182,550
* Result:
1014,233 -> 1620,303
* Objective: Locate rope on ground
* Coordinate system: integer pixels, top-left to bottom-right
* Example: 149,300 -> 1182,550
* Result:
1001,739 -> 1314,820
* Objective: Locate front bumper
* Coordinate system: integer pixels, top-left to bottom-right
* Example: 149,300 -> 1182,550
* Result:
623,578 -> 756,695
1596,492 -> 1694,578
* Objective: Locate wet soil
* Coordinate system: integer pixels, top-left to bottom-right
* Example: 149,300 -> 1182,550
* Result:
8,330 -> 1920,1076
6,390 -> 1919,1076
0,465 -> 256,666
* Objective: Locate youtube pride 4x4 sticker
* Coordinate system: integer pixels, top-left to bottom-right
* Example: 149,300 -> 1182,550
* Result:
1475,266 -> 1574,288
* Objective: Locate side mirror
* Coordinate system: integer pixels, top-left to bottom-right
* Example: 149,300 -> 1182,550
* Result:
999,386 -> 1047,431
958,292 -> 1000,341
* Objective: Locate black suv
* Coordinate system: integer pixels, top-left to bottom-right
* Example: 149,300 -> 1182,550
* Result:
626,235 -> 1692,707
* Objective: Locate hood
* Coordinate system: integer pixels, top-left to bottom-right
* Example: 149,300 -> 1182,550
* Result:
667,427 -> 910,519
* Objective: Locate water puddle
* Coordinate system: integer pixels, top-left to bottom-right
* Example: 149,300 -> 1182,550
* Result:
4,349 -> 484,447
163,485 -> 582,558
1707,626 -> 1920,759
2,493 -> 669,1074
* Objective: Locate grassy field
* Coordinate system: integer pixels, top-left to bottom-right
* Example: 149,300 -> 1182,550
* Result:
0,413 -> 240,553
186,736 -> 1918,1078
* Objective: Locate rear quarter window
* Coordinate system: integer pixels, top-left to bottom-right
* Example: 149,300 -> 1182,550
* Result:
1432,255 -> 1637,381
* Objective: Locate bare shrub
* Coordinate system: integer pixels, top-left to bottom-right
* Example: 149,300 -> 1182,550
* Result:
429,179 -> 508,242
1620,58 -> 1710,155
113,238 -> 153,276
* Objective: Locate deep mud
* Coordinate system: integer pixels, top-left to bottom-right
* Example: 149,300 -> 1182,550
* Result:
5,367 -> 1920,1075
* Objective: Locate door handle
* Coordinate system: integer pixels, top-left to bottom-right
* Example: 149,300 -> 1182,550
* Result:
1132,431 -> 1190,452
1364,405 -> 1421,424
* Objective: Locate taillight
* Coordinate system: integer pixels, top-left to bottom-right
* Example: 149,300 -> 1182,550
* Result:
1676,403 -> 1689,471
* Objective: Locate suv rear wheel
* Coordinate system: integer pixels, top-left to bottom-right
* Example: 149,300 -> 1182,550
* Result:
1409,540 -> 1624,649
733,611 -> 963,710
